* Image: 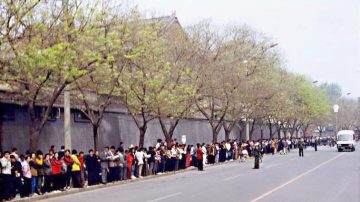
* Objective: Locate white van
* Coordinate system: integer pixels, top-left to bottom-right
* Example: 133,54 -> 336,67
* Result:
336,130 -> 356,152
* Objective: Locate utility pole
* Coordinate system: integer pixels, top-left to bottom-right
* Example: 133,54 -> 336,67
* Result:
245,120 -> 250,141
63,0 -> 71,150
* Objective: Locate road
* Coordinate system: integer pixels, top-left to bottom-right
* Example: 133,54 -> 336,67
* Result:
40,145 -> 360,202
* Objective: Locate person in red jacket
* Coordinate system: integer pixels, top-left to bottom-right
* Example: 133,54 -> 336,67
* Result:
63,150 -> 74,189
51,153 -> 64,191
196,144 -> 204,171
126,149 -> 134,179
78,152 -> 85,187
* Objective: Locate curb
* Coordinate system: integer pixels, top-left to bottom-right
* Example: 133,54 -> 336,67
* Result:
14,160 -> 237,202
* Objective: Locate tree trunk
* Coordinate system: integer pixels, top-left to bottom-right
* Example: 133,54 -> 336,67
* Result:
268,123 -> 273,139
260,128 -> 264,140
277,127 -> 281,139
223,121 -> 236,141
224,129 -> 231,141
29,126 -> 41,152
139,126 -> 147,148
93,124 -> 99,151
303,124 -> 310,137
212,127 -> 218,143
0,110 -> 3,152
159,118 -> 180,146
249,120 -> 256,140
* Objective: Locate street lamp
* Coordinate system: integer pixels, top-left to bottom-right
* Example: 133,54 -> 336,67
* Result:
333,92 -> 351,135
333,104 -> 339,135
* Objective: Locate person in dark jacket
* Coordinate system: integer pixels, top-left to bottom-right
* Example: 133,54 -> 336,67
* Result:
253,143 -> 261,169
11,155 -> 22,198
298,138 -> 305,157
85,149 -> 99,186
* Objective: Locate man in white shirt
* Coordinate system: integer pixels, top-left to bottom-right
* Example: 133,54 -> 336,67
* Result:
135,148 -> 150,178
1,151 -> 12,200
201,144 -> 207,165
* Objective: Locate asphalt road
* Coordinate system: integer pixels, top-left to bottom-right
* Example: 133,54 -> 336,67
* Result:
40,145 -> 360,202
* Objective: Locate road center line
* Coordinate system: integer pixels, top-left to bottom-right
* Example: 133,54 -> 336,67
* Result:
146,192 -> 181,202
249,153 -> 345,202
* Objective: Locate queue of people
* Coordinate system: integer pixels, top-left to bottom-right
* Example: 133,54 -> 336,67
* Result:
1,137 -> 312,201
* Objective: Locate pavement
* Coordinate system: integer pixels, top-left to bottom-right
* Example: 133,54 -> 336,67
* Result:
36,145 -> 360,202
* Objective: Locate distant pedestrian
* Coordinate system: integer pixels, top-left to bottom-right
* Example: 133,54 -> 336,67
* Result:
298,138 -> 304,157
253,143 -> 261,169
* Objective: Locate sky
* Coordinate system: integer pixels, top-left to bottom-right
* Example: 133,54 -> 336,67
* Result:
134,0 -> 360,99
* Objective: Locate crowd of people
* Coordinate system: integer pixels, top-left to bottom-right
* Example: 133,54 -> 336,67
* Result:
0,137 -> 322,201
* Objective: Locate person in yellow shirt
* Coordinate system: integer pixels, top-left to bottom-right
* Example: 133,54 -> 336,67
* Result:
71,150 -> 82,188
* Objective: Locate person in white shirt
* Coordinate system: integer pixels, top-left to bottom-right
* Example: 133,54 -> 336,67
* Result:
201,144 -> 207,165
1,151 -> 12,200
20,155 -> 32,197
241,148 -> 249,162
135,148 -> 150,178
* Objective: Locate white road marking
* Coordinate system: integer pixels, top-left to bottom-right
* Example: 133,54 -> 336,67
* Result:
146,192 -> 181,202
290,158 -> 298,161
223,173 -> 246,181
249,152 -> 345,202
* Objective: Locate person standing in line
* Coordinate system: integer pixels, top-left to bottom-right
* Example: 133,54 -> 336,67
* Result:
147,147 -> 155,175
20,155 -> 31,198
43,154 -> 52,193
35,151 -> 45,195
1,151 -> 12,201
99,147 -> 111,184
126,149 -> 135,179
85,150 -> 99,186
298,138 -> 305,157
196,144 -> 204,171
63,150 -> 74,189
10,154 -> 22,198
135,147 -> 150,178
71,150 -> 82,188
51,153 -> 63,192
29,153 -> 38,195
201,143 -> 207,165
78,151 -> 85,187
20,155 -> 32,197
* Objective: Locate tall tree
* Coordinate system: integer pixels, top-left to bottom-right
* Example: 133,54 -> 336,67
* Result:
1,0 -> 119,151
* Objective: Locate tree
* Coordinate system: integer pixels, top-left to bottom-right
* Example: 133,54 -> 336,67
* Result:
119,14 -> 195,147
188,22 -> 234,143
319,82 -> 342,101
295,77 -> 330,136
155,21 -> 196,145
74,4 -> 127,150
1,0 -> 119,151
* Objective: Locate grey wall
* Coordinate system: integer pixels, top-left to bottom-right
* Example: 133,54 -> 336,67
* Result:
1,104 -> 279,154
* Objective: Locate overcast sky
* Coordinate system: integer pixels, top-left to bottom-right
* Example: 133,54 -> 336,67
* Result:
135,0 -> 360,99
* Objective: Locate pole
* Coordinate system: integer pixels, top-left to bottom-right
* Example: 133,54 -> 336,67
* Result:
63,0 -> 71,150
335,112 -> 338,135
245,121 -> 250,141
